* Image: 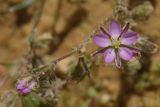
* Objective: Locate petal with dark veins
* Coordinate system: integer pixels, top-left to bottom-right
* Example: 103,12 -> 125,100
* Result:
108,21 -> 121,40
93,34 -> 111,47
104,48 -> 116,63
118,47 -> 133,61
121,32 -> 138,45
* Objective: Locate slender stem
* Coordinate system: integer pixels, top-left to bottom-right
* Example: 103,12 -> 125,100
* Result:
28,0 -> 46,68
30,0 -> 46,50
32,50 -> 76,72
52,51 -> 76,64
32,0 -> 45,32
78,51 -> 91,79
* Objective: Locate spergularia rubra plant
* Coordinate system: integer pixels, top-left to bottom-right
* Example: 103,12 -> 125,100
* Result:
17,79 -> 36,95
93,20 -> 140,67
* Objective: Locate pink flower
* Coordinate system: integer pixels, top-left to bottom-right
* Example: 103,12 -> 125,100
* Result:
17,79 -> 36,95
93,20 -> 140,68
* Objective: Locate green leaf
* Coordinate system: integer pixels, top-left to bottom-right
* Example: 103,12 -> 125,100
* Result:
22,93 -> 49,107
9,0 -> 35,12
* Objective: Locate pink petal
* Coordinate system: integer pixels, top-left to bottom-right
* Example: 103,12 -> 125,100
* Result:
108,21 -> 121,40
121,32 -> 138,45
93,34 -> 111,47
104,48 -> 116,63
17,80 -> 26,90
118,47 -> 133,61
22,88 -> 30,95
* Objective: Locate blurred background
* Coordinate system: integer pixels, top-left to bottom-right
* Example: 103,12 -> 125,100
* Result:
0,0 -> 160,107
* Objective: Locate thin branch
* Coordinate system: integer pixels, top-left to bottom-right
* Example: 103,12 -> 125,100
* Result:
80,56 -> 91,78
28,0 -> 46,68
52,50 -> 76,64
32,50 -> 76,72
29,0 -> 46,50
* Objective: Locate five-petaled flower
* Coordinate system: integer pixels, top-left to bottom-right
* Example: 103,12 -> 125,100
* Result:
17,79 -> 36,95
93,20 -> 140,68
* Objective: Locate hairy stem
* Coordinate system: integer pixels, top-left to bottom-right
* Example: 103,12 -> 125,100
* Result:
29,0 -> 46,68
